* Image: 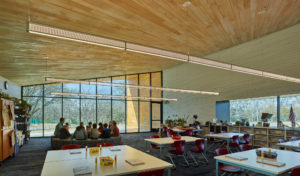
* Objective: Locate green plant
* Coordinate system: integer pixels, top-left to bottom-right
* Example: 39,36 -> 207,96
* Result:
176,118 -> 186,126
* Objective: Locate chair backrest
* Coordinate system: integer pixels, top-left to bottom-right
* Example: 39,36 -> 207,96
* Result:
243,134 -> 250,144
150,135 -> 160,139
185,130 -> 193,136
167,129 -> 174,137
238,144 -> 251,151
195,139 -> 205,152
210,132 -> 216,134
291,167 -> 300,176
97,143 -> 114,147
232,135 -> 239,144
162,127 -> 168,133
291,137 -> 300,141
61,144 -> 81,150
173,140 -> 186,154
215,148 -> 228,156
136,169 -> 164,176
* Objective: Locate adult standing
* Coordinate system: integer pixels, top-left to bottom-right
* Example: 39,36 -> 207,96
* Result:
54,117 -> 65,137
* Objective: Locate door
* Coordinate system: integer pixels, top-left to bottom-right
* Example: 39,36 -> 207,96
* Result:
151,102 -> 162,130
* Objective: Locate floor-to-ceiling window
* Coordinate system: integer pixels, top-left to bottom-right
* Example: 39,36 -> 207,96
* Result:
22,71 -> 162,137
280,94 -> 300,127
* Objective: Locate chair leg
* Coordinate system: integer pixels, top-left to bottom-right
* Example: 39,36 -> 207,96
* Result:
168,153 -> 176,168
182,154 -> 190,167
188,151 -> 198,166
201,152 -> 209,163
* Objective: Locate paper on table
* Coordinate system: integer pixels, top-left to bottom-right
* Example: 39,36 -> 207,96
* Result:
225,155 -> 248,161
109,148 -> 121,151
256,159 -> 286,167
125,159 -> 145,166
69,150 -> 82,154
73,166 -> 92,176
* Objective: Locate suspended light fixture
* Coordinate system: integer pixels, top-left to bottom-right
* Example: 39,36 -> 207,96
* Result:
46,78 -> 219,95
28,22 -> 300,84
50,92 -> 178,102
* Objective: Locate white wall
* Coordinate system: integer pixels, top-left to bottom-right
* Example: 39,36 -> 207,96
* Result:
0,76 -> 21,98
163,64 -> 217,124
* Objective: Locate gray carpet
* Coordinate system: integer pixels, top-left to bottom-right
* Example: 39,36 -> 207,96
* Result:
0,133 -> 268,176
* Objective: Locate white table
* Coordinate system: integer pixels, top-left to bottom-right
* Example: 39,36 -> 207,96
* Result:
42,145 -> 172,176
277,140 -> 300,150
144,136 -> 204,157
215,148 -> 300,176
205,132 -> 254,152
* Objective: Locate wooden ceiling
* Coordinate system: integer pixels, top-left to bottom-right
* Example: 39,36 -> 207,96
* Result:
0,0 -> 299,85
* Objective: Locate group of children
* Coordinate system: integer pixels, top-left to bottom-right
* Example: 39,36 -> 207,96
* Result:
54,117 -> 120,140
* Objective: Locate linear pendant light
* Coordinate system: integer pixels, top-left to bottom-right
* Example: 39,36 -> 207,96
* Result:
28,22 -> 300,84
50,92 -> 178,102
46,78 -> 220,95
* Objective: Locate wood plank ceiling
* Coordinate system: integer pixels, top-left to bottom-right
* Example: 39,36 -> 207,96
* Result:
0,0 -> 299,86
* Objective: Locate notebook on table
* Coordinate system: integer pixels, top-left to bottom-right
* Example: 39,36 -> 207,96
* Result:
125,159 -> 145,166
109,148 -> 121,151
73,166 -> 92,176
69,150 -> 82,154
225,155 -> 248,161
256,159 -> 286,167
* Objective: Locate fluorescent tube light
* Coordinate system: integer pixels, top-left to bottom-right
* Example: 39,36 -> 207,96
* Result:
231,65 -> 263,76
50,92 -> 178,102
126,43 -> 188,62
28,22 -> 125,50
46,78 -> 219,95
189,56 -> 231,70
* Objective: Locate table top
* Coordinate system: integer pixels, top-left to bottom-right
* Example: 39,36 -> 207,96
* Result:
42,145 -> 172,176
145,136 -> 202,145
215,148 -> 300,175
277,140 -> 300,149
205,132 -> 253,139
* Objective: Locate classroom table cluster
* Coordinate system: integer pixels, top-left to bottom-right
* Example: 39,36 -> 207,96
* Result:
41,130 -> 300,176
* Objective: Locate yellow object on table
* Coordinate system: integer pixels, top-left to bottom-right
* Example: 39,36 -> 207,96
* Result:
89,147 -> 99,154
99,156 -> 114,166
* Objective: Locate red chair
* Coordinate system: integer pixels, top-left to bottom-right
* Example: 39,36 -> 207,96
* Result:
136,169 -> 164,176
240,134 -> 250,144
61,144 -> 81,150
215,148 -> 243,174
238,144 -> 251,151
167,129 -> 174,137
291,167 -> 300,176
168,140 -> 189,168
229,135 -> 240,153
188,139 -> 208,165
185,130 -> 193,136
97,143 -> 114,147
149,135 -> 161,150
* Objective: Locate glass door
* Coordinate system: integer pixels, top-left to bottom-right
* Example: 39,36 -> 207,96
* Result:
151,102 -> 162,130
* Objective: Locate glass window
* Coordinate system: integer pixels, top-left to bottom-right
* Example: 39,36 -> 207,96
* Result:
23,85 -> 43,96
81,79 -> 96,98
23,97 -> 43,137
280,94 -> 300,127
81,99 -> 96,125
127,101 -> 139,133
140,102 -> 150,132
97,77 -> 111,99
45,84 -> 62,97
126,75 -> 138,100
112,76 -> 125,97
63,83 -> 80,98
230,96 -> 277,127
112,101 -> 125,133
97,100 -> 111,124
63,99 -> 80,133
140,74 -> 150,98
44,98 -> 62,136
151,72 -> 162,98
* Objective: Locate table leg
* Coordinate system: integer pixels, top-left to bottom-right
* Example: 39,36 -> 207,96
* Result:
160,145 -> 162,157
215,160 -> 219,176
251,135 -> 254,148
145,141 -> 150,152
227,139 -> 230,152
168,167 -> 171,176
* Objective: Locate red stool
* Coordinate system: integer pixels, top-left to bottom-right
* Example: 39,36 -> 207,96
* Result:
291,167 -> 300,176
167,129 -> 174,137
238,144 -> 251,151
61,144 -> 81,150
168,140 -> 189,168
136,169 -> 164,176
149,135 -> 161,150
240,134 -> 250,144
185,130 -> 193,136
188,139 -> 208,165
215,148 -> 243,174
229,135 -> 240,152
